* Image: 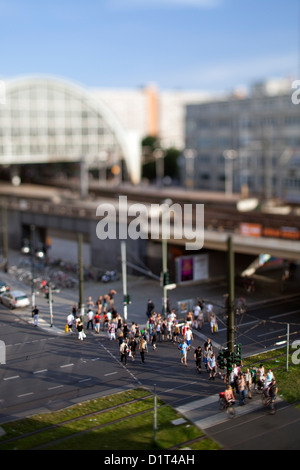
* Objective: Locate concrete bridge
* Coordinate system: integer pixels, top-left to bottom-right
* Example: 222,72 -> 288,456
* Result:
1,184 -> 300,284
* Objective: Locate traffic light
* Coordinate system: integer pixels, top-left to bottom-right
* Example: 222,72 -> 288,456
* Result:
227,353 -> 233,372
235,343 -> 242,366
218,350 -> 225,369
163,271 -> 170,286
45,289 -> 49,300
124,294 -> 131,305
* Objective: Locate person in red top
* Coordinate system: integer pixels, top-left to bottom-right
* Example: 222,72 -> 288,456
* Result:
94,312 -> 101,333
182,321 -> 188,339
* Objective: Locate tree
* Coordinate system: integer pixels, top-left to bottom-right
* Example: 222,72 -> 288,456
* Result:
141,135 -> 180,184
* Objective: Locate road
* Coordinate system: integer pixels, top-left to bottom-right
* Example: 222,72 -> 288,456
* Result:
1,295 -> 300,450
0,263 -> 300,449
0,299 -> 222,421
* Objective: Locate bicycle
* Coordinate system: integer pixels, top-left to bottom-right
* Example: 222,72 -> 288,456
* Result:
262,392 -> 276,414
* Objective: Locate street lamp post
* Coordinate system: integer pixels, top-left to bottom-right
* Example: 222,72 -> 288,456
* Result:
161,199 -> 172,314
78,233 -> 85,321
1,199 -> 8,272
121,240 -> 128,322
30,224 -> 36,308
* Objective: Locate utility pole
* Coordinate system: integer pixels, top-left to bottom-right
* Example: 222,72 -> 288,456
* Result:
30,224 -> 36,308
153,384 -> 157,444
162,236 -> 168,315
49,284 -> 53,327
286,323 -> 290,372
78,234 -> 85,321
227,236 -> 235,354
1,199 -> 8,272
121,241 -> 128,321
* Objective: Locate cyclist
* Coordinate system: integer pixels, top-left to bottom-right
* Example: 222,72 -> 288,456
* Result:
267,378 -> 278,402
262,378 -> 278,414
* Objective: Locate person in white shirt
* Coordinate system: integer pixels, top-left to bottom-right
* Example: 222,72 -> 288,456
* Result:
193,304 -> 200,328
67,312 -> 75,333
86,308 -> 94,330
185,327 -> 193,350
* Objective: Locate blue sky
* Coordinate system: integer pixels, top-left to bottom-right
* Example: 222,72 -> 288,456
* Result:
0,0 -> 299,92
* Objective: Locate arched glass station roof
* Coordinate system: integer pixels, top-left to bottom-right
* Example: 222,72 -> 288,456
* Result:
0,76 -> 141,184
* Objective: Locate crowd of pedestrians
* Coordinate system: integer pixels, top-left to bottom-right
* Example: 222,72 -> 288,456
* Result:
64,293 -> 225,379
37,288 -> 280,412
223,363 -> 278,409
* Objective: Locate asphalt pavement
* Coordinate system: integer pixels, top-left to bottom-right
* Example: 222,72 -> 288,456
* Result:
2,250 -> 300,337
1,251 -> 300,450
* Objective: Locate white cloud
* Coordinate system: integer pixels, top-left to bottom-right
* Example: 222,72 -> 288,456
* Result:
107,0 -> 221,9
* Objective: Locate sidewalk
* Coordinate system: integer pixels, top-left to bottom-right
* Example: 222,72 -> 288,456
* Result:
175,391 -> 283,431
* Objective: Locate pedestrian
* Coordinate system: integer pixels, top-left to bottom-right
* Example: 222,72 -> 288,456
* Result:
96,296 -> 103,314
86,308 -> 94,330
178,339 -> 188,366
208,353 -> 217,380
185,327 -> 193,350
94,312 -> 101,333
161,319 -> 167,341
67,310 -> 75,333
203,346 -> 208,371
204,338 -> 213,354
173,321 -> 180,343
77,320 -> 86,341
123,321 -> 129,339
146,299 -> 155,318
32,305 -> 39,327
108,321 -> 116,340
139,337 -> 147,363
197,309 -> 204,330
266,369 -> 274,386
117,314 -> 123,330
194,346 -> 202,373
102,312 -> 108,331
237,372 -> 246,405
156,320 -> 162,342
108,289 -> 117,309
193,303 -> 200,328
206,301 -> 214,319
117,328 -> 124,345
120,339 -> 129,365
182,321 -> 188,339
232,364 -> 239,393
210,313 -> 218,334
129,337 -> 137,360
86,296 -> 94,311
244,368 -> 252,399
151,330 -> 157,350
134,323 -> 141,340
148,314 -> 155,336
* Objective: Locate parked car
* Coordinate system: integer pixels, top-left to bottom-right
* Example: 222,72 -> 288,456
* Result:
0,290 -> 30,309
0,281 -> 9,293
101,271 -> 119,283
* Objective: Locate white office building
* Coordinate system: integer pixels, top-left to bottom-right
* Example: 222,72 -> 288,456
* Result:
184,78 -> 300,202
